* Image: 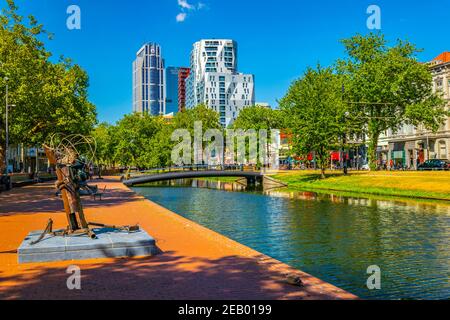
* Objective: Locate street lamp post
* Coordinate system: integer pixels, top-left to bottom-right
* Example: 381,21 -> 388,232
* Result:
4,78 -> 9,175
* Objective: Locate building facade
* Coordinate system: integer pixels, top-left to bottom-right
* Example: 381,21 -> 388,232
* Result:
185,39 -> 255,127
164,66 -> 191,115
165,66 -> 181,115
6,144 -> 49,173
377,52 -> 450,169
178,67 -> 191,112
132,43 -> 165,115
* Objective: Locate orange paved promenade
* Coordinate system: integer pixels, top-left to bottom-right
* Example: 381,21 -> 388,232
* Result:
0,178 -> 357,300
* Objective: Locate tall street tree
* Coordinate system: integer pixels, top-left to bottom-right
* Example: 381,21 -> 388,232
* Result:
280,66 -> 347,178
0,0 -> 97,172
111,113 -> 164,168
233,105 -> 284,167
337,33 -> 447,170
233,105 -> 283,131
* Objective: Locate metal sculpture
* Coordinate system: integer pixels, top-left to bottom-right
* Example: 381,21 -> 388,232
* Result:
31,134 -> 139,245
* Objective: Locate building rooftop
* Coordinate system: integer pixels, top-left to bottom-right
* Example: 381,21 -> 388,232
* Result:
433,52 -> 450,63
426,52 -> 450,68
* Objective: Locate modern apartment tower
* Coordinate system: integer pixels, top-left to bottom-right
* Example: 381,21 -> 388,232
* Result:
132,43 -> 165,115
185,39 -> 255,126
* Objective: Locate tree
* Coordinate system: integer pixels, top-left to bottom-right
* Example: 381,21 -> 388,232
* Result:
233,105 -> 284,167
111,113 -> 163,168
280,66 -> 347,178
233,105 -> 283,131
172,104 -> 221,132
337,33 -> 447,170
0,0 -> 97,172
171,105 -> 221,165
141,125 -> 174,168
91,122 -> 115,166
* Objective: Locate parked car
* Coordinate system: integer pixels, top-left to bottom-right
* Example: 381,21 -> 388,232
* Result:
417,159 -> 450,171
361,164 -> 370,171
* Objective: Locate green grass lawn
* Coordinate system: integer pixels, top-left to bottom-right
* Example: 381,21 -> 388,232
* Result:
270,170 -> 450,201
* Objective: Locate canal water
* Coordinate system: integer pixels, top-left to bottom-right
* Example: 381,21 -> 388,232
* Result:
133,179 -> 450,300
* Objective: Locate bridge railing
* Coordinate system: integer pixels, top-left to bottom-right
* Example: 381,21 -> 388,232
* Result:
124,164 -> 260,179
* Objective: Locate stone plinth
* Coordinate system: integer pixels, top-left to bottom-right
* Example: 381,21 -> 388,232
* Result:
18,228 -> 158,264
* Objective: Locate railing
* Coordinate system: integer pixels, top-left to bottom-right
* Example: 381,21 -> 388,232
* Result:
124,164 -> 260,179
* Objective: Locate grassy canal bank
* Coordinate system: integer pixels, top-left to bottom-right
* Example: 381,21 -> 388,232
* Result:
270,170 -> 450,201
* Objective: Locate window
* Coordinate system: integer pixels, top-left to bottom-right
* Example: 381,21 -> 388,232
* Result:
439,141 -> 448,159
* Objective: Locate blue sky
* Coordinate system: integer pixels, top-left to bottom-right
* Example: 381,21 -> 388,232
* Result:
7,0 -> 450,124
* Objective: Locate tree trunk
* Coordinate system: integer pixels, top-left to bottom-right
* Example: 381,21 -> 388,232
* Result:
367,132 -> 380,171
0,145 -> 5,173
318,151 -> 327,179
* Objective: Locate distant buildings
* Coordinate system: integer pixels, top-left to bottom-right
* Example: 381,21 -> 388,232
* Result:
164,66 -> 191,115
185,39 -> 255,127
132,43 -> 165,115
377,52 -> 450,169
178,67 -> 191,112
165,67 -> 181,115
132,39 -> 256,125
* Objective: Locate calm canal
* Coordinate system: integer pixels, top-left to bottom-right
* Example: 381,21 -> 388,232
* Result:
132,179 -> 450,300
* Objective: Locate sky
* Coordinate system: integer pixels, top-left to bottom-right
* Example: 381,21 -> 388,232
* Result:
6,0 -> 450,124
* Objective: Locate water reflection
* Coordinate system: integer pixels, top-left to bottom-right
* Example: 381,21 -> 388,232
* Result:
133,179 -> 450,300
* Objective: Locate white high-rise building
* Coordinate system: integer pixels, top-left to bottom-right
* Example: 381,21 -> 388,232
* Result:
133,43 -> 165,115
186,39 -> 255,127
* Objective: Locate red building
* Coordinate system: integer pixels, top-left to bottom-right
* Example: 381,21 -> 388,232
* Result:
178,67 -> 191,112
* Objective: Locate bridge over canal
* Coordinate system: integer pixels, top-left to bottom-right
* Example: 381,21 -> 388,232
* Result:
122,166 -> 284,188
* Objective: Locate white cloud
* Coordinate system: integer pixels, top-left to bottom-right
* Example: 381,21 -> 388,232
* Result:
176,0 -> 206,23
176,12 -> 187,22
178,0 -> 194,10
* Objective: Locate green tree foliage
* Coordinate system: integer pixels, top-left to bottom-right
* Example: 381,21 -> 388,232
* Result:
91,105 -> 221,169
0,0 -> 97,171
337,33 -> 447,170
280,66 -> 347,178
91,122 -> 115,166
110,113 -> 164,168
232,105 -> 283,131
172,104 -> 221,132
171,105 -> 221,166
140,125 -> 174,168
232,105 -> 284,167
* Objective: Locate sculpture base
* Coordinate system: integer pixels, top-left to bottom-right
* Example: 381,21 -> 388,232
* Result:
18,228 -> 158,264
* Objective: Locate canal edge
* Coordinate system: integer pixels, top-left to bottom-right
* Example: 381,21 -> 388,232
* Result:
123,182 -> 359,300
